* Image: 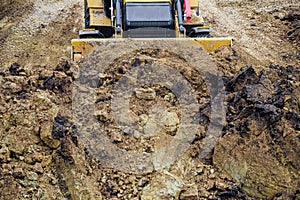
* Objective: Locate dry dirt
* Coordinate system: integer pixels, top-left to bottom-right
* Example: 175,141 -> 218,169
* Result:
0,0 -> 299,199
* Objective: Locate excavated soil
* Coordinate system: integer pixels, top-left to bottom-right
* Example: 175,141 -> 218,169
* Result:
0,0 -> 299,199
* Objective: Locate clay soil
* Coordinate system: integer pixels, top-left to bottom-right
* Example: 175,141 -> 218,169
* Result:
0,0 -> 299,199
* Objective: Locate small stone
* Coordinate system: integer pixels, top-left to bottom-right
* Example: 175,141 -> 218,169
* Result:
0,145 -> 10,162
2,163 -> 12,175
53,71 -> 67,78
39,69 -> 53,79
3,81 -> 22,93
123,127 -> 134,135
27,171 -> 38,181
118,180 -> 124,185
208,173 -> 216,179
2,163 -> 12,170
179,184 -> 198,200
8,143 -> 25,156
164,112 -> 179,133
143,118 -> 161,137
164,94 -> 170,101
95,110 -> 110,122
101,175 -> 107,183
195,164 -> 204,175
135,88 -> 156,100
139,114 -> 149,126
33,163 -> 43,174
111,132 -> 122,142
128,176 -> 136,183
164,112 -> 179,127
164,93 -> 176,103
51,176 -> 58,185
133,130 -> 142,139
40,121 -> 61,148
139,179 -> 149,187
41,155 -> 52,167
199,189 -> 210,198
215,181 -> 228,190
13,168 -> 25,179
141,172 -> 183,199
204,180 -> 215,190
32,152 -> 44,163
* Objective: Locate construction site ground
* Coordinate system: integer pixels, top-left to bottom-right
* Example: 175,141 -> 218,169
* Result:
0,0 -> 299,199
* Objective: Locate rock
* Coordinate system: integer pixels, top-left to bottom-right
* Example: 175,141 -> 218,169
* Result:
9,63 -> 20,75
179,184 -> 198,200
204,179 -> 215,190
199,189 -> 210,198
141,171 -> 183,199
40,121 -> 61,148
13,168 -> 25,179
135,88 -> 156,100
216,185 -> 239,198
33,163 -> 43,174
163,112 -> 179,134
39,69 -> 53,79
8,141 -> 25,156
55,136 -> 103,200
111,131 -> 122,142
2,163 -> 12,175
164,93 -> 176,103
226,66 -> 258,92
95,110 -> 110,122
215,180 -> 229,190
213,134 -> 298,198
39,102 -> 61,148
243,83 -> 272,103
143,118 -> 162,137
27,171 -> 38,181
0,145 -> 10,162
53,71 -> 68,79
133,130 -> 142,139
3,81 -> 22,93
41,155 -> 52,167
139,179 -> 149,187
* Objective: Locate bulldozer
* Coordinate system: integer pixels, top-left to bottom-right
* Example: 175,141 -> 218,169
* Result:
71,0 -> 232,60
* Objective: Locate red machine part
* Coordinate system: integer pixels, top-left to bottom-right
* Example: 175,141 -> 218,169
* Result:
183,0 -> 192,22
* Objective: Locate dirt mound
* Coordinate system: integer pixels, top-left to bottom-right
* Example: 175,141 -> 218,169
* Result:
1,45 -> 299,199
214,65 -> 300,198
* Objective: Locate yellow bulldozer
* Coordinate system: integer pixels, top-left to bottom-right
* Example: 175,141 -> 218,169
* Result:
71,0 -> 232,60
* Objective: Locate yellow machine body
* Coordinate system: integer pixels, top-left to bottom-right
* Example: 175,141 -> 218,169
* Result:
72,0 -> 233,60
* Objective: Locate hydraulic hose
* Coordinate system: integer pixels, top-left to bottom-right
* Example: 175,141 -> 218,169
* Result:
115,0 -> 122,33
176,0 -> 185,33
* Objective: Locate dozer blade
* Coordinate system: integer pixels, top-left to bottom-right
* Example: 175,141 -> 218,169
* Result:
71,37 -> 232,61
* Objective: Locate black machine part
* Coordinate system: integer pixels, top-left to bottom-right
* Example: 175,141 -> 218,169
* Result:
115,0 -> 122,33
188,27 -> 213,37
124,2 -> 173,30
79,29 -> 105,38
175,0 -> 185,33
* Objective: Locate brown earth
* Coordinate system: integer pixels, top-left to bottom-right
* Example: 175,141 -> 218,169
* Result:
0,0 -> 299,199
